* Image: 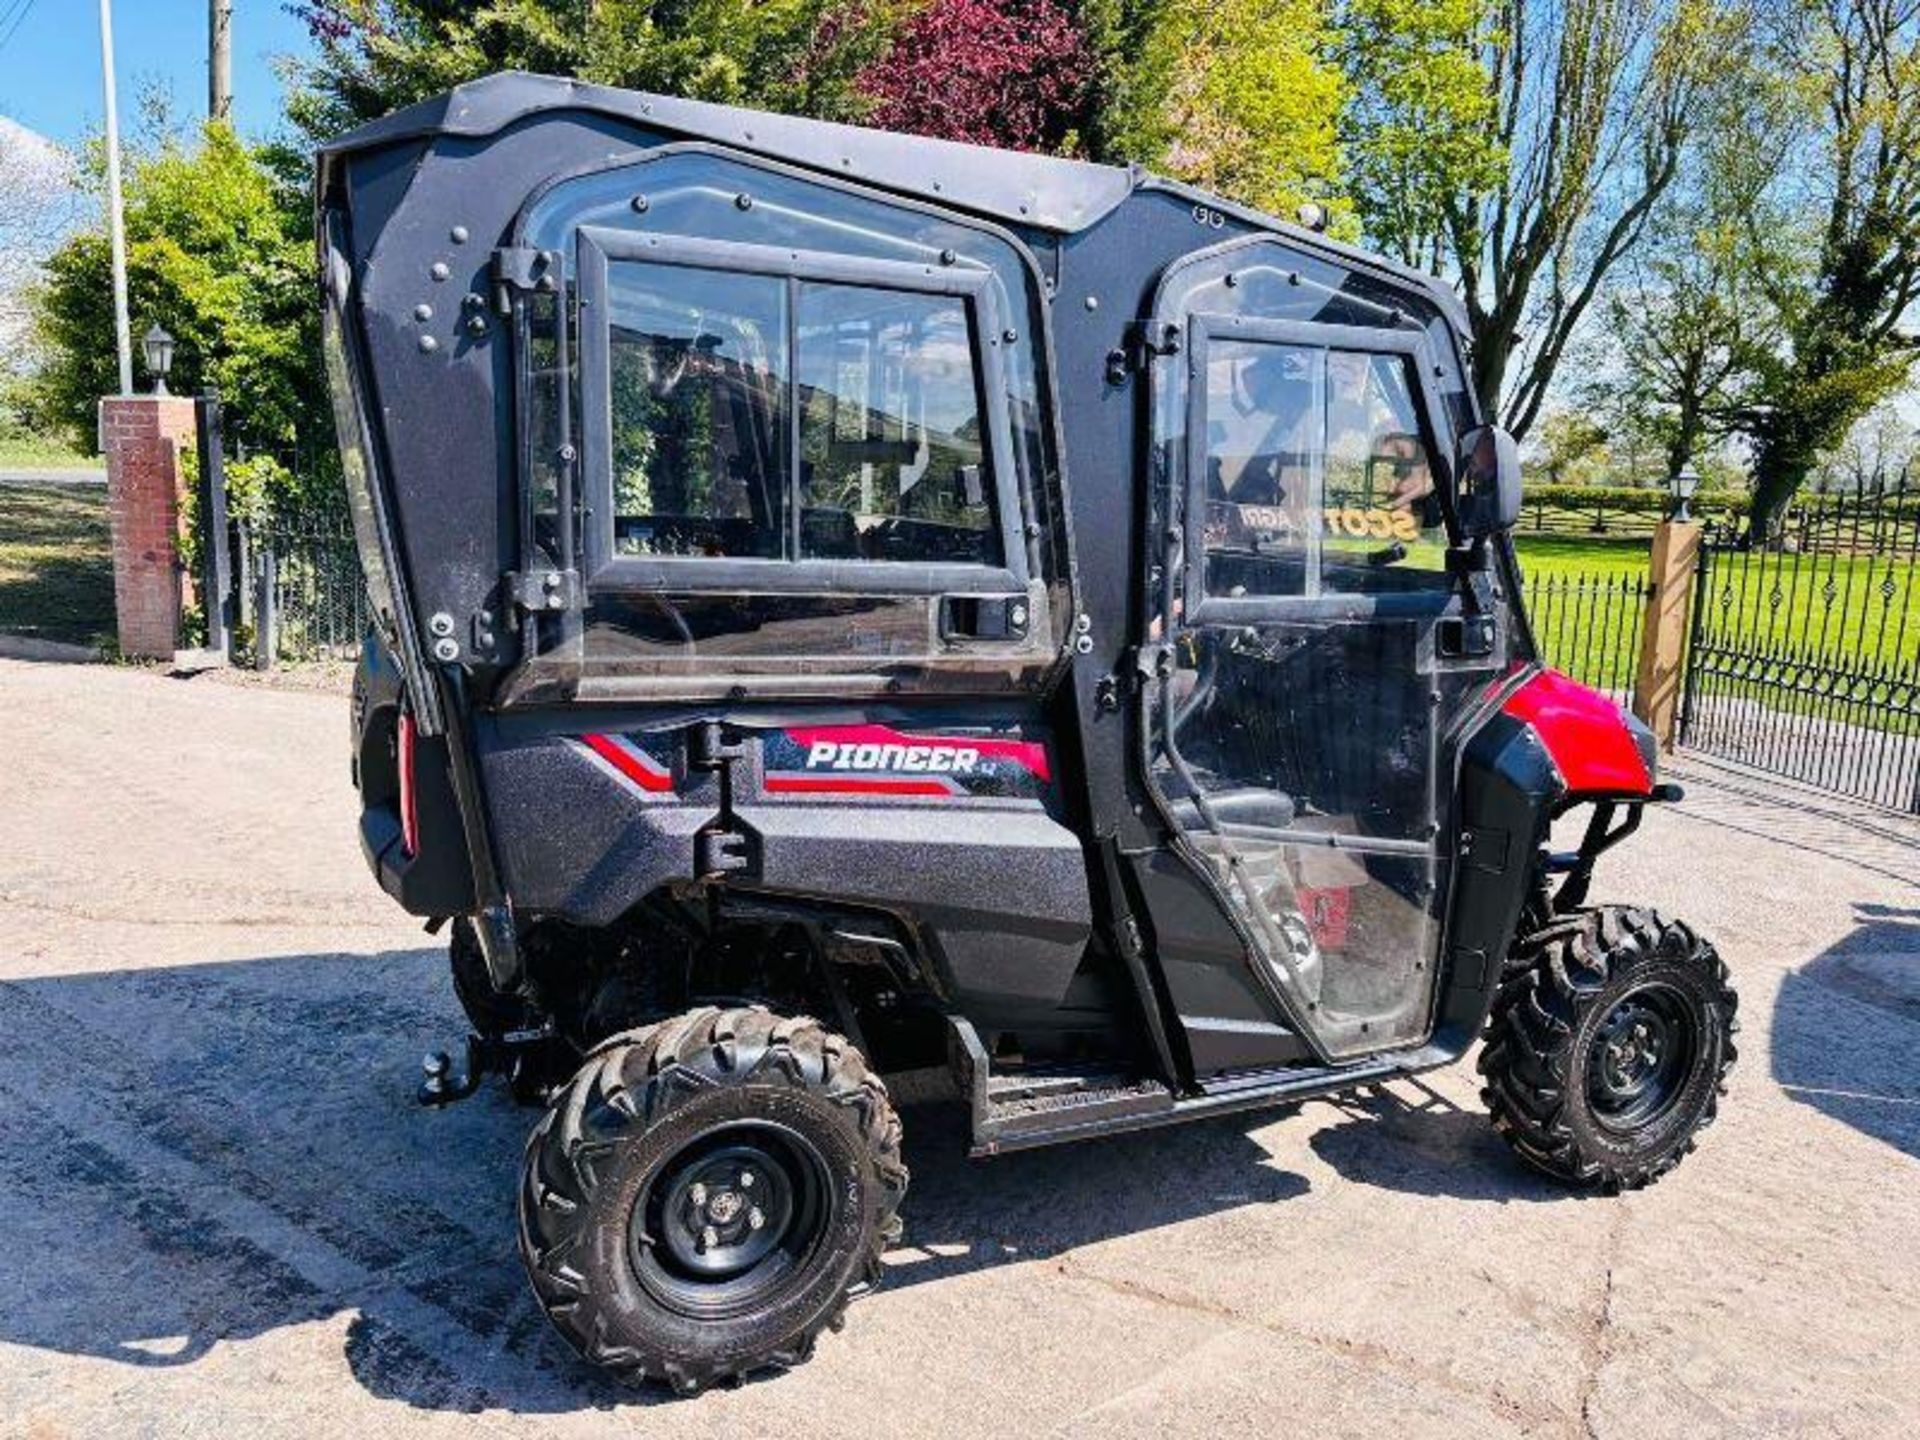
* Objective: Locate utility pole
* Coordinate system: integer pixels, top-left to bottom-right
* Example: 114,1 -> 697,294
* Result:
209,0 -> 233,122
97,0 -> 133,396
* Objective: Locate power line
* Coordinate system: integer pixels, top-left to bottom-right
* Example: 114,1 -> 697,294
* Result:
0,0 -> 41,56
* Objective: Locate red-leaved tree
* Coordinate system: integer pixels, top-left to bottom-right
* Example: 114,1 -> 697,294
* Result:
856,0 -> 1097,153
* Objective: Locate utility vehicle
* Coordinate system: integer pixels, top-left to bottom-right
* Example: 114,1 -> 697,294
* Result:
317,73 -> 1737,1393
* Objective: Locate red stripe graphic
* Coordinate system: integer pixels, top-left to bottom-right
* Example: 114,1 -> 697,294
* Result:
764,773 -> 960,797
578,732 -> 676,793
783,723 -> 1051,781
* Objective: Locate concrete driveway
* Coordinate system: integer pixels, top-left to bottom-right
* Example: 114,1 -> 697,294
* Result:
0,658 -> 1914,1438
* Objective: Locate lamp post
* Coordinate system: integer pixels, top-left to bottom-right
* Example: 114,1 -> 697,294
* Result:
142,325 -> 176,396
1669,463 -> 1701,524
98,0 -> 133,395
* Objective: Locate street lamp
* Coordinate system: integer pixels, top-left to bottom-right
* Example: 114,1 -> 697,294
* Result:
142,324 -> 176,396
1669,463 -> 1701,523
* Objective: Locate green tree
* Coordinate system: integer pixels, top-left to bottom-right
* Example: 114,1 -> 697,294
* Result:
1336,0 -> 1504,273
1735,0 -> 1920,535
1079,0 -> 1182,166
1086,0 -> 1349,219
1531,407 -> 1612,483
1148,0 -> 1348,219
1590,206 -> 1773,485
28,123 -> 327,497
1342,0 -> 1746,438
295,0 -> 1352,222
289,0 -> 903,138
1814,400 -> 1920,495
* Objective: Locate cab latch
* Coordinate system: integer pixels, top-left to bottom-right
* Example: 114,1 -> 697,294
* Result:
1438,614 -> 1496,658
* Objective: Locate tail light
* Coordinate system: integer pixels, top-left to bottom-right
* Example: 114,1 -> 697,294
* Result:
397,711 -> 419,857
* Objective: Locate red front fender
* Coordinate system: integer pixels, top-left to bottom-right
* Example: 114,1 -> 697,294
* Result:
1500,668 -> 1654,797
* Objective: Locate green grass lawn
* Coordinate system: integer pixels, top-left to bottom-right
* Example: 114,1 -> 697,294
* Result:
1510,534 -> 1656,691
0,434 -> 95,470
1511,528 -> 1920,667
1508,526 -> 1920,752
0,482 -> 116,648
1512,532 -> 1653,576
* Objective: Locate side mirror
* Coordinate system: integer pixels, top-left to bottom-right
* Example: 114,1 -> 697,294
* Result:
1455,425 -> 1522,540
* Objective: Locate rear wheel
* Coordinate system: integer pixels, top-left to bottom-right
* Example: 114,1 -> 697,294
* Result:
1479,905 -> 1736,1191
518,1006 -> 906,1392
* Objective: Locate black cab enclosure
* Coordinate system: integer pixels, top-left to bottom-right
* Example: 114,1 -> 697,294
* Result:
318,73 -> 1734,1391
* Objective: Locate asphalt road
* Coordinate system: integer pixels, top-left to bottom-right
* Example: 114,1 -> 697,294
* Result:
0,658 -> 1915,1438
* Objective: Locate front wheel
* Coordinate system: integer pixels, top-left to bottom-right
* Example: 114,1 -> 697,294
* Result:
518,1007 -> 906,1393
1479,906 -> 1737,1191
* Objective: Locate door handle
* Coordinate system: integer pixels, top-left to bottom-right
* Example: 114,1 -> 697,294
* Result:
939,594 -> 1030,641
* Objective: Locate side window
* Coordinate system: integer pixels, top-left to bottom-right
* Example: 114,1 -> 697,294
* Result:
589,251 -> 1005,573
608,263 -> 788,558
797,286 -> 999,566
1321,351 -> 1446,590
1201,340 -> 1318,598
1200,341 -> 1448,599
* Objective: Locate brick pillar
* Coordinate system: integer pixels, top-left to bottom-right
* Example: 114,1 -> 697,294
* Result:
100,396 -> 200,659
1632,519 -> 1703,750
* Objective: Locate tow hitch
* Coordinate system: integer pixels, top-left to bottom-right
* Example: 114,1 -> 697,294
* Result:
417,1024 -> 557,1106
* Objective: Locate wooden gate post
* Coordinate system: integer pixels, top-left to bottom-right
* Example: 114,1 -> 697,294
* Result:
1632,520 -> 1702,749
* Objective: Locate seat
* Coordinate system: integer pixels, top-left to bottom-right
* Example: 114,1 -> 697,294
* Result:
1169,786 -> 1296,832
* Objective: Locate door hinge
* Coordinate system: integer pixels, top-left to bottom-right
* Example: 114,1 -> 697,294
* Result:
695,825 -> 754,878
503,567 -> 580,616
491,246 -> 558,313
688,720 -> 747,770
688,721 -> 759,880
1109,321 -> 1183,383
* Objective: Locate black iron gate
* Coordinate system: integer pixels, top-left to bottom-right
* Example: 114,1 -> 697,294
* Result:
1679,482 -> 1920,812
195,390 -> 368,668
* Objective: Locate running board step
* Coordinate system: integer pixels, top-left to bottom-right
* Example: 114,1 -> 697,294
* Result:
982,1076 -> 1176,1148
951,1016 -> 1402,1156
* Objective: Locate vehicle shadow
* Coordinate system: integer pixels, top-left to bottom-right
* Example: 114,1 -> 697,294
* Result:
0,945 -> 1323,1415
1306,1078 -> 1573,1203
1770,902 -> 1920,1161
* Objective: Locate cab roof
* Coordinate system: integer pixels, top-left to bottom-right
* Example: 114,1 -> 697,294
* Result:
317,70 -> 1135,234
317,71 -> 1467,333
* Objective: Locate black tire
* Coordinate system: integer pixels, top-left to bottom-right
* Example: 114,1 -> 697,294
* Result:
517,1006 -> 907,1393
1479,905 -> 1737,1191
449,917 -> 540,1039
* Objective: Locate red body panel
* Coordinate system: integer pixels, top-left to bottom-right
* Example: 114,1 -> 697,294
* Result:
1501,668 -> 1651,796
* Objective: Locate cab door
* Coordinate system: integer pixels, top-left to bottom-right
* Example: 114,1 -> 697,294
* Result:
1138,244 -> 1505,1064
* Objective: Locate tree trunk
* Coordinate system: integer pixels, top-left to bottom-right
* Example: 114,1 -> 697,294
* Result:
1747,418 -> 1817,543
1665,405 -> 1703,486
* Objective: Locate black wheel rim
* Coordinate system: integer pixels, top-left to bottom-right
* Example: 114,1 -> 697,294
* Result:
629,1120 -> 833,1320
1586,983 -> 1699,1132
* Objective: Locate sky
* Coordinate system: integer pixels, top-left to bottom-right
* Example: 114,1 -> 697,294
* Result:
0,0 -> 317,148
